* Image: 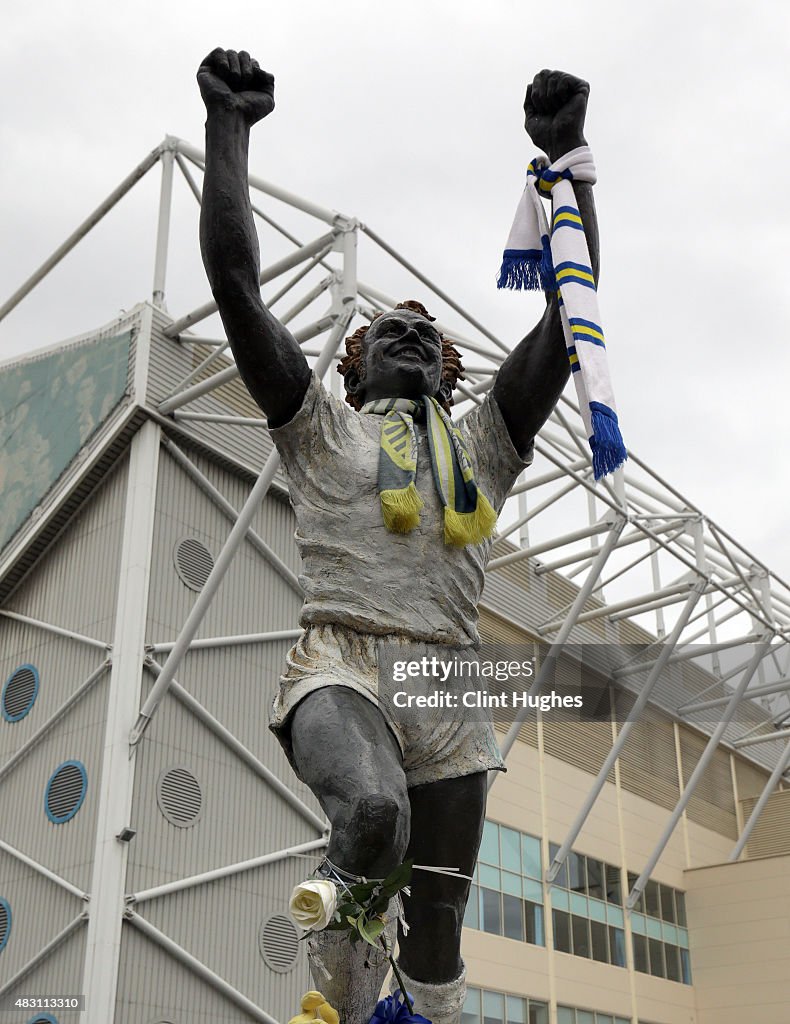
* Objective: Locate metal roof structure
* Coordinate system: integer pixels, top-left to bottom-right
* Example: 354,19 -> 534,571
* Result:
2,135 -> 790,1022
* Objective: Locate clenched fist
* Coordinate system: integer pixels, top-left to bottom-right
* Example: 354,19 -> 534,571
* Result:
524,69 -> 589,162
197,48 -> 275,126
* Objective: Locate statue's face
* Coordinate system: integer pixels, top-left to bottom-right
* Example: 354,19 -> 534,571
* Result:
358,310 -> 444,404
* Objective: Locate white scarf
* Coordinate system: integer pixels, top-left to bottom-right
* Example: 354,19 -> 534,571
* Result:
498,146 -> 626,479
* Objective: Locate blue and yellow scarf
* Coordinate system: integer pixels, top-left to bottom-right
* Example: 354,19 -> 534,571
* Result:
361,396 -> 496,547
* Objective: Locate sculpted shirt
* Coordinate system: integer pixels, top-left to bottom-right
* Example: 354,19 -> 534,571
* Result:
269,374 -> 532,647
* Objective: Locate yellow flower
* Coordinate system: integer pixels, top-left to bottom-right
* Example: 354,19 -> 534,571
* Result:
288,990 -> 340,1024
289,879 -> 338,931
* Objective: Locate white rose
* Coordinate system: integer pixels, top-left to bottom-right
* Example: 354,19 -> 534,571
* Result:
289,879 -> 338,931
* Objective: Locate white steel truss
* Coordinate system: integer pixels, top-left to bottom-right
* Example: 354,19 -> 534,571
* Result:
3,136 -> 790,1015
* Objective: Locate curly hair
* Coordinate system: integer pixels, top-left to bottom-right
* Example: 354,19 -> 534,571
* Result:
336,300 -> 465,413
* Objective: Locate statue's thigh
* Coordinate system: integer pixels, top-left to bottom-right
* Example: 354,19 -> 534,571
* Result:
290,685 -> 406,806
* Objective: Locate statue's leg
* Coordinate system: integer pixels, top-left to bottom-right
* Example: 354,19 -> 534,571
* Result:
391,771 -> 487,1024
290,686 -> 410,1022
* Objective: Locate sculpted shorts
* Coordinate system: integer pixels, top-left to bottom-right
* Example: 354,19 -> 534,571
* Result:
269,623 -> 506,788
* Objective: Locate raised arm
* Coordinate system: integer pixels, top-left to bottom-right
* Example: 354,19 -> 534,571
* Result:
492,70 -> 599,457
197,48 -> 311,427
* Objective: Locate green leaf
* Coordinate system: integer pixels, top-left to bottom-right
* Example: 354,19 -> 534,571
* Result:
379,859 -> 413,899
347,880 -> 379,902
358,916 -> 386,947
369,894 -> 391,915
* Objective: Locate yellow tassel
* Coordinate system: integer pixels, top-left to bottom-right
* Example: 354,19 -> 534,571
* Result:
288,991 -> 340,1024
380,482 -> 424,533
443,491 -> 498,547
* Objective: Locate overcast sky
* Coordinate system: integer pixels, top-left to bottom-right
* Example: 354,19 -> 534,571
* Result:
2,0 -> 790,582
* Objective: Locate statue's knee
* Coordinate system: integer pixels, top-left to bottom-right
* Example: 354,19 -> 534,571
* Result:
346,790 -> 409,862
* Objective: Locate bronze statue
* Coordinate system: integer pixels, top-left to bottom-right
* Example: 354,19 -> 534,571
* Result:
198,49 -> 598,1024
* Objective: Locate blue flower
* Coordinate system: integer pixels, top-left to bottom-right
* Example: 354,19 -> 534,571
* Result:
369,991 -> 432,1024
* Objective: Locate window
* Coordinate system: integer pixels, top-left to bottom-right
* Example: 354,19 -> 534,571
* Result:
464,987 -> 548,1024
465,821 -> 545,948
630,881 -> 691,984
548,843 -> 625,968
557,1007 -> 629,1024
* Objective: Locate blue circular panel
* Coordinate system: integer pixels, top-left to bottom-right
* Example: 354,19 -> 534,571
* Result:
1,664 -> 39,722
0,898 -> 10,952
44,761 -> 87,824
27,1016 -> 59,1024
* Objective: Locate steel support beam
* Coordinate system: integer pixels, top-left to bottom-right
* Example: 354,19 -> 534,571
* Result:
161,437 -> 301,594
149,628 -> 302,654
0,838 -> 88,900
487,519 -> 615,573
542,580 -> 694,632
679,676 -> 790,715
162,231 -> 336,339
158,314 -> 333,414
152,143 -> 175,307
0,660 -> 110,783
626,628 -> 777,909
175,137 -> 339,226
0,608 -> 110,649
0,914 -> 88,1000
614,633 -> 764,678
130,837 -> 328,904
0,144 -> 163,325
142,660 -> 328,834
733,727 -> 790,749
81,419 -> 161,1024
172,412 -> 266,427
360,223 -> 510,354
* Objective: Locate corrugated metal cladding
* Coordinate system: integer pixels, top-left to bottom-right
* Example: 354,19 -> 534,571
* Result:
124,859 -> 311,1023
0,621 -> 106,767
116,921 -> 306,1024
0,924 -> 87,1024
741,789 -> 790,858
0,674 -> 107,892
616,697 -> 680,811
146,310 -> 285,491
679,731 -> 737,839
3,453 -> 129,639
126,684 -> 321,894
0,846 -> 86,987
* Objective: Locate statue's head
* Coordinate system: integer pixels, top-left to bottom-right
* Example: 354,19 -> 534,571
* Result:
338,300 -> 465,412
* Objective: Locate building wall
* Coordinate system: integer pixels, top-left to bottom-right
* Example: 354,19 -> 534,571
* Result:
684,855 -> 790,1024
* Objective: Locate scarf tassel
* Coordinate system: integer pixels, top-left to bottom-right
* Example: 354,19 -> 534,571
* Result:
589,402 -> 628,480
497,237 -> 556,293
443,491 -> 497,547
380,482 -> 424,534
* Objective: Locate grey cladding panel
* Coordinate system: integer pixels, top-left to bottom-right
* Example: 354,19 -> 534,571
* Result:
126,689 -> 320,894
0,677 -> 108,891
116,916 -> 306,1024
4,453 -> 129,639
0,848 -> 85,982
135,858 -> 313,1022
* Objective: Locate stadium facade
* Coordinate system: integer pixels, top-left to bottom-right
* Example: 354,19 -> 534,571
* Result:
1,139 -> 789,1024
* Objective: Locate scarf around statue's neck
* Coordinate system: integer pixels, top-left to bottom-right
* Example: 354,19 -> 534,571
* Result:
360,396 -> 496,547
497,145 -> 627,480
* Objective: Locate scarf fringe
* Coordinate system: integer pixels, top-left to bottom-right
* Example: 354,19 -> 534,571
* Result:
443,491 -> 497,547
589,402 -> 628,480
380,482 -> 424,534
497,243 -> 555,293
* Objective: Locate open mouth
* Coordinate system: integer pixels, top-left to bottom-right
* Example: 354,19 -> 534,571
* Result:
388,341 -> 425,359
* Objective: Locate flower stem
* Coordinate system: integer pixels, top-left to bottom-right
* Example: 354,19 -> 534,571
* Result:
381,940 -> 413,1015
